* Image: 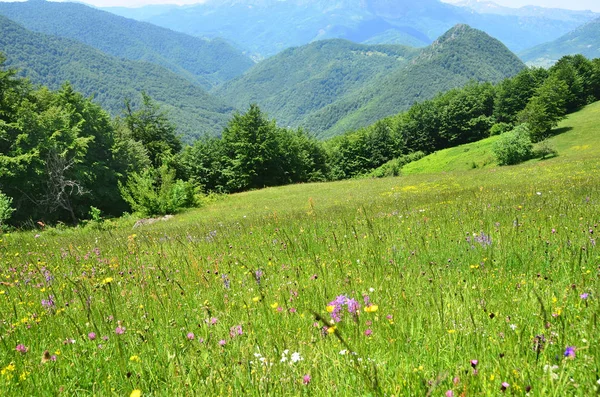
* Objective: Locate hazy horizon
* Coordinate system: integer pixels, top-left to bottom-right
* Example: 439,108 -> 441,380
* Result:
1,0 -> 599,12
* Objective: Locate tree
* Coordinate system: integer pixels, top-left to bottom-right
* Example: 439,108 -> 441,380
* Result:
518,75 -> 568,142
124,92 -> 182,168
493,124 -> 533,166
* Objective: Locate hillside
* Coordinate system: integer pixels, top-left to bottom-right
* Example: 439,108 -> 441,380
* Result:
520,17 -> 600,67
0,15 -> 235,141
401,100 -> 600,175
292,25 -> 524,138
214,39 -> 419,129
0,0 -> 254,89
103,0 -> 593,58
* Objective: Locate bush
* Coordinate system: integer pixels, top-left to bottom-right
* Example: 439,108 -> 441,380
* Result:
489,122 -> 512,136
0,191 -> 15,229
492,124 -> 534,166
368,151 -> 426,178
535,139 -> 558,160
119,165 -> 196,217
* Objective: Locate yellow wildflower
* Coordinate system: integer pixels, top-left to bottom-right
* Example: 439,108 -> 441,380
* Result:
130,390 -> 142,397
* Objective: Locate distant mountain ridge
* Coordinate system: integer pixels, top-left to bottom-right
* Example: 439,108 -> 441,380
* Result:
103,0 -> 596,58
452,0 -> 598,21
520,17 -> 600,67
0,0 -> 254,89
217,24 -> 525,138
0,15 -> 235,141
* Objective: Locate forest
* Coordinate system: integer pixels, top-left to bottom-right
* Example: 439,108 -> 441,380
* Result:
0,52 -> 599,227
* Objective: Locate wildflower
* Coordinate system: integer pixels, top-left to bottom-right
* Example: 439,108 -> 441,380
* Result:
88,332 -> 96,341
364,305 -> 378,313
270,302 -> 279,309
252,297 -> 260,302
580,293 -> 589,300
115,326 -> 125,335
218,339 -> 226,346
500,382 -> 509,392
446,391 -> 454,397
347,298 -> 360,314
130,390 -> 142,397
509,324 -> 517,331
15,344 -> 28,354
221,274 -> 230,289
229,325 -> 243,338
102,277 -> 113,285
254,269 -> 263,285
303,374 -> 311,385
470,359 -> 478,368
187,332 -> 195,341
327,326 -> 336,334
364,329 -> 373,337
129,355 -> 141,362
291,352 -> 302,363
564,346 -> 576,358
41,295 -> 55,309
289,307 -> 297,313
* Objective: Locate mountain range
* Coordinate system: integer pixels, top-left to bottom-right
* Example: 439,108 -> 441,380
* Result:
217,24 -> 525,138
104,0 -> 597,58
520,17 -> 600,67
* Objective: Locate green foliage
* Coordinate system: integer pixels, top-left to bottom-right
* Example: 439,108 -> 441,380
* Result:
119,164 -> 195,217
0,190 -> 15,227
518,75 -> 569,142
367,151 -> 426,178
489,122 -> 512,136
123,92 -> 182,167
492,124 -> 534,165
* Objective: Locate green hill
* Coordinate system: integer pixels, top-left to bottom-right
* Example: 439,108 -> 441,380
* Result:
214,39 -> 419,130
220,25 -> 523,139
520,17 -> 600,67
401,100 -> 600,175
309,24 -> 525,138
0,0 -> 254,89
0,15 -> 235,141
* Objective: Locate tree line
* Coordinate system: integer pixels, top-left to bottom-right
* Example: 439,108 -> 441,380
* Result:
1,53 -> 599,227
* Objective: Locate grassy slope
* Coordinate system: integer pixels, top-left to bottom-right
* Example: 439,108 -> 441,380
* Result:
402,100 -> 600,175
1,104 -> 599,395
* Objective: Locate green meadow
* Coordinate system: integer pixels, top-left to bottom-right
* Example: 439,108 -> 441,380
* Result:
1,104 -> 599,396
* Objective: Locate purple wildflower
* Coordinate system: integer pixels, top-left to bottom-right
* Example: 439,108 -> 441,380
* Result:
41,295 -> 55,309
218,339 -> 226,346
564,346 -> 576,358
187,332 -> 195,341
470,359 -> 478,368
347,298 -> 360,315
15,344 -> 28,354
501,382 -> 509,392
88,332 -> 96,341
580,293 -> 589,300
254,269 -> 263,285
115,326 -> 125,335
303,374 -> 311,385
445,391 -> 454,397
364,329 -> 372,337
222,274 -> 230,289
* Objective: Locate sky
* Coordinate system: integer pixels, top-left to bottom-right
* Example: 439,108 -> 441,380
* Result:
2,0 -> 599,11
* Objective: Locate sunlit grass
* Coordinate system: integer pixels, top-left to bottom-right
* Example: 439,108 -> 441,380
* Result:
1,105 -> 599,395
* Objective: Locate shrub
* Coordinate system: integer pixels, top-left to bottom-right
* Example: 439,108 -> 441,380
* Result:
368,151 -> 426,178
0,191 -> 15,229
489,122 -> 512,136
492,124 -> 534,166
535,139 -> 558,160
119,165 -> 196,217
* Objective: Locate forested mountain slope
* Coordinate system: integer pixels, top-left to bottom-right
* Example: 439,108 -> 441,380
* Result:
307,25 -> 525,137
0,15 -> 235,141
0,0 -> 254,89
215,39 -> 420,129
520,17 -> 600,67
